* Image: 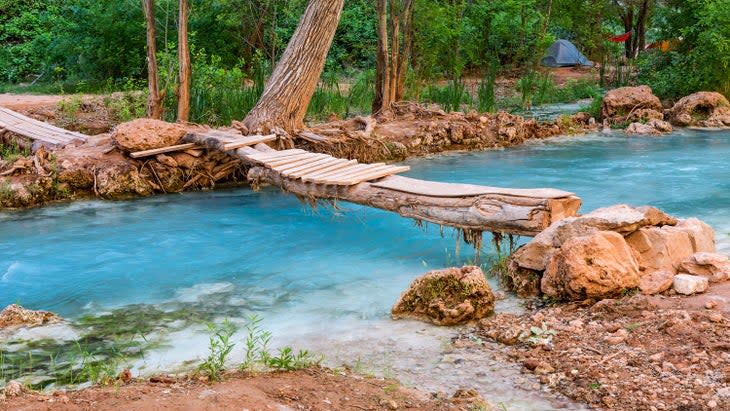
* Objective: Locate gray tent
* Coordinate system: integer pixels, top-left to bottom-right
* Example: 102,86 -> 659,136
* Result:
541,40 -> 593,67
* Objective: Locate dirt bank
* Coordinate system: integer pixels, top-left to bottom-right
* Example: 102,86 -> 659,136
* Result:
1,367 -> 491,411
469,282 -> 730,410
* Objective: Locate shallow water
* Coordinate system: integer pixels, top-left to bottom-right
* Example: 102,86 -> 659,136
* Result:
1,129 -> 728,409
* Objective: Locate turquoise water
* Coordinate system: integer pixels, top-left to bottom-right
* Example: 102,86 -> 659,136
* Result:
1,129 -> 728,408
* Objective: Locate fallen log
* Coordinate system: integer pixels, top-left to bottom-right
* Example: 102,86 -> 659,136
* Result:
184,133 -> 582,237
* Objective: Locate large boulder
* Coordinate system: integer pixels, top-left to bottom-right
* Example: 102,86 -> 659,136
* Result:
112,119 -> 188,153
601,86 -> 663,123
626,218 -> 715,274
667,92 -> 730,128
511,205 -> 676,273
392,266 -> 495,325
0,304 -> 62,329
541,231 -> 641,300
678,252 -> 730,283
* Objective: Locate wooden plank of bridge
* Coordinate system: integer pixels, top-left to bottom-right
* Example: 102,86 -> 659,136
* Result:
299,160 -> 361,182
130,143 -> 199,158
287,158 -> 356,179
280,157 -> 343,177
0,107 -> 88,146
221,134 -> 277,151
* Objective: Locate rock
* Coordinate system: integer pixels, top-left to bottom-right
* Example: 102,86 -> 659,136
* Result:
626,122 -> 659,135
156,154 -> 178,168
504,260 -> 542,297
3,380 -> 22,397
0,304 -> 62,329
667,91 -> 730,127
640,270 -> 675,295
512,205 -> 676,272
450,389 -> 494,410
678,252 -> 730,282
626,120 -> 673,135
601,86 -> 663,122
541,231 -> 641,300
673,274 -> 709,295
112,119 -> 187,153
391,266 -> 495,326
171,152 -> 200,170
626,218 -> 715,274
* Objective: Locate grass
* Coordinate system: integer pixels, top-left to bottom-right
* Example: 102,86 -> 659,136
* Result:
0,141 -> 30,162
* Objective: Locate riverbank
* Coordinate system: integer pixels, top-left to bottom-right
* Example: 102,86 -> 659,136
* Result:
0,98 -> 595,209
1,367 -> 492,410
470,282 -> 730,410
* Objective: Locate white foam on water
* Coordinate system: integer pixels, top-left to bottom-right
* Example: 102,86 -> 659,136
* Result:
1,261 -> 20,282
0,323 -> 80,348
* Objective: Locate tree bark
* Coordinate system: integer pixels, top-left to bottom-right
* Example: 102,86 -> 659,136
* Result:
373,0 -> 391,113
373,0 -> 413,113
177,0 -> 191,122
242,0 -> 345,134
143,0 -> 164,119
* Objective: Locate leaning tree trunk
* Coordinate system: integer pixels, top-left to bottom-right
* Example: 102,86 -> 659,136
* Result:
143,0 -> 164,119
242,0 -> 345,134
177,0 -> 191,122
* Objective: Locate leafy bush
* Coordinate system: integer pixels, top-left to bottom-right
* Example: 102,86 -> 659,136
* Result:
199,319 -> 236,382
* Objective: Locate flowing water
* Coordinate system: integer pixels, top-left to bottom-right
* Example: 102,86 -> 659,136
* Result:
1,129 -> 729,409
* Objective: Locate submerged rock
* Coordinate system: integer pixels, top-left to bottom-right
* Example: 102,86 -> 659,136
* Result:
541,231 -> 640,300
0,304 -> 62,329
391,266 -> 495,326
625,119 -> 673,135
667,91 -> 730,128
112,119 -> 188,153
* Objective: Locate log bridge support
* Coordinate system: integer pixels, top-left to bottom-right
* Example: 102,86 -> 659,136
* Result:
183,132 -> 582,238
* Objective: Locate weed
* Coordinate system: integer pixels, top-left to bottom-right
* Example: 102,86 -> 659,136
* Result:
0,140 -> 30,162
624,323 -> 642,333
518,323 -> 557,347
590,381 -> 602,391
198,319 -> 236,382
240,314 -> 272,371
264,347 -> 321,371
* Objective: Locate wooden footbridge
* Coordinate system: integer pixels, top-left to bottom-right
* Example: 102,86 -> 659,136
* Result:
181,131 -> 582,237
0,107 -> 87,147
0,106 -> 581,237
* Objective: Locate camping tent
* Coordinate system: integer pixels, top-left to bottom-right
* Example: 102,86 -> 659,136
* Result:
541,40 -> 593,67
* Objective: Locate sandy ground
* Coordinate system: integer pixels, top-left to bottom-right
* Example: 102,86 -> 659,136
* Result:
0,367 -> 491,411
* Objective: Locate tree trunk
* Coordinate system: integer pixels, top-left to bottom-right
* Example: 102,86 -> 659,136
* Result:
177,0 -> 191,122
395,0 -> 413,101
242,0 -> 345,134
635,0 -> 650,57
622,7 -> 634,59
373,0 -> 391,114
143,0 -> 164,119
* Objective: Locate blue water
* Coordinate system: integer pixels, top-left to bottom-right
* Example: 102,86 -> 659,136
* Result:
0,130 -> 728,408
1,128 -> 729,325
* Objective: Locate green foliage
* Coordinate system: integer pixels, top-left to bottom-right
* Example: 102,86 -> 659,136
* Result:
637,0 -> 730,99
240,314 -> 271,371
199,319 -> 236,382
264,347 -> 320,371
0,141 -> 30,162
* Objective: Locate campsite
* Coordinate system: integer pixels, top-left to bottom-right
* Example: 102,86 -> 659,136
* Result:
1,1 -> 729,410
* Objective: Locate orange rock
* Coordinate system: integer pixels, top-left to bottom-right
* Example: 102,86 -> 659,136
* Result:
678,252 -> 730,283
541,231 -> 640,300
640,270 -> 675,295
112,119 -> 187,153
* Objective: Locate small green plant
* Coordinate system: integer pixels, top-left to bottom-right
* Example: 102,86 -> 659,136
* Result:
240,314 -> 271,371
624,323 -> 642,333
518,323 -> 557,346
264,347 -> 320,371
590,381 -> 602,391
0,140 -> 30,162
199,319 -> 236,381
